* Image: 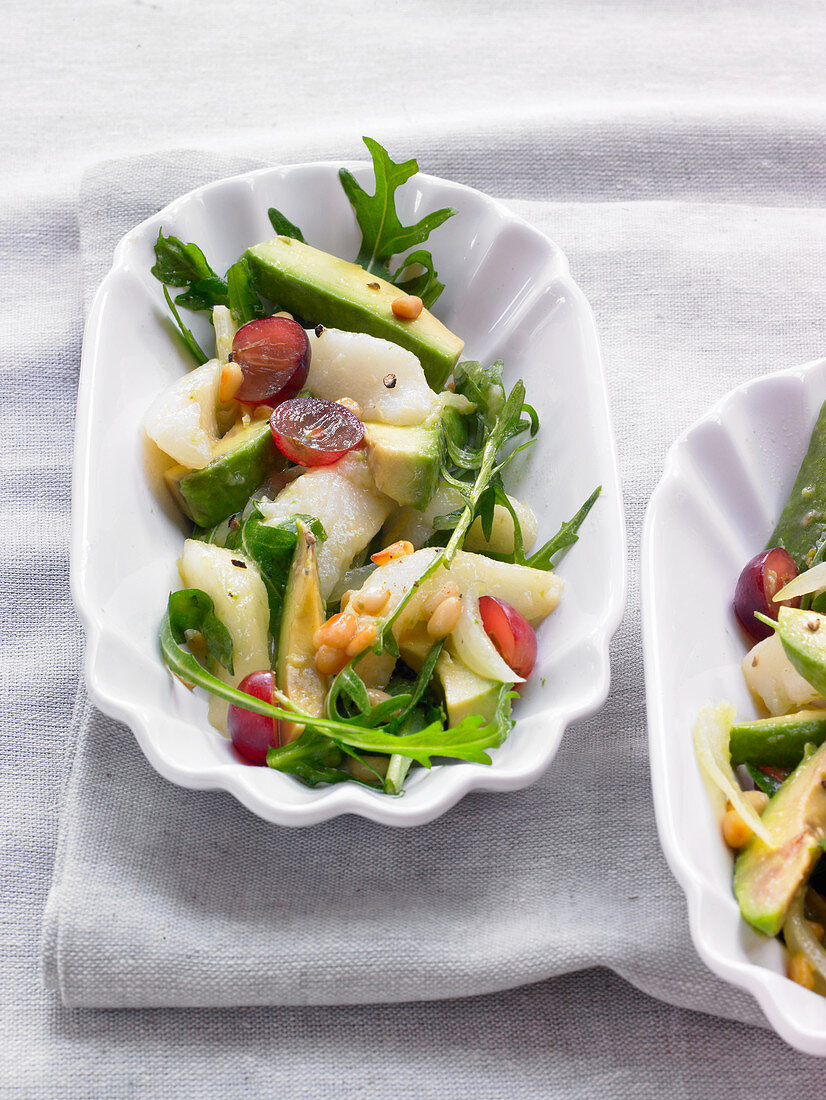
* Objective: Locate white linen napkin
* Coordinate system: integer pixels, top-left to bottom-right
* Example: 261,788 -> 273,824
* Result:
40,131 -> 826,1017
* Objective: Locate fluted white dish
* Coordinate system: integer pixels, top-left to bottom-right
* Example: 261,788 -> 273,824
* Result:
73,160 -> 626,827
643,358 -> 826,1054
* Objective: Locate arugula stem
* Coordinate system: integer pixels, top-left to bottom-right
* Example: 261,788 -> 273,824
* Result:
384,754 -> 413,795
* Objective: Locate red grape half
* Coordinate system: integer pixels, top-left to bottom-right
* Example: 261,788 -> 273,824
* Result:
478,596 -> 538,680
269,397 -> 364,466
733,547 -> 800,641
231,316 -> 310,406
227,670 -> 280,765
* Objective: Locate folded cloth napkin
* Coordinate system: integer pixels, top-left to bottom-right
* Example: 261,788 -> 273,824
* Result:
42,131 -> 826,1015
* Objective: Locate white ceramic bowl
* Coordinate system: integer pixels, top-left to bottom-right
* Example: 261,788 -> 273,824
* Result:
73,159 -> 626,827
643,358 -> 826,1054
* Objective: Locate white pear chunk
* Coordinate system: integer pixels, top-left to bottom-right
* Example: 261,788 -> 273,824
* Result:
347,547 -> 561,648
178,540 -> 271,733
306,328 -> 440,425
741,632 -> 822,716
144,359 -> 221,469
257,451 -> 394,600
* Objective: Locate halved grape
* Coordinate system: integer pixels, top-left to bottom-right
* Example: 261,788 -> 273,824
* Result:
478,595 -> 537,680
269,397 -> 364,466
734,547 -> 800,641
227,670 -> 280,765
232,316 -> 310,406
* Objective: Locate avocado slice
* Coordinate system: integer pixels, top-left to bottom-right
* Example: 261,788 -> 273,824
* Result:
245,236 -> 464,390
768,399 -> 826,569
276,520 -> 328,743
774,606 -> 826,695
730,710 -> 826,769
165,419 -> 282,528
436,650 -> 501,726
363,421 -> 441,510
734,740 -> 826,935
399,632 -> 501,726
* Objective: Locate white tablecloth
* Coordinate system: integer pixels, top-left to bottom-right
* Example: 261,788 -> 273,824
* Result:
4,1 -> 826,1094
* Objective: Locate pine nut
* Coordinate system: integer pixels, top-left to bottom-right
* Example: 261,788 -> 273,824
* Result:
744,789 -> 769,814
315,645 -> 348,675
337,397 -> 363,418
722,808 -> 753,850
366,688 -> 391,707
314,612 -> 358,650
808,920 -> 825,942
274,311 -> 294,319
427,595 -> 462,639
788,951 -> 815,990
371,540 -> 414,566
391,294 -> 423,320
346,624 -> 378,657
219,361 -> 243,403
424,582 -> 461,618
252,404 -> 274,421
352,587 -> 391,615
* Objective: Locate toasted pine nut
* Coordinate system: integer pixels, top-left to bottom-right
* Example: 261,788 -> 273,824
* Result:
337,397 -> 363,418
352,587 -> 391,615
346,624 -> 378,658
371,540 -> 414,566
339,590 -> 355,610
788,951 -> 815,990
315,645 -> 348,675
722,808 -> 753,850
744,789 -> 769,814
427,595 -> 462,639
315,612 -> 358,650
391,294 -> 423,320
219,361 -> 243,403
424,582 -> 461,618
366,688 -> 391,706
808,920 -> 826,942
253,404 -> 274,421
274,311 -> 294,319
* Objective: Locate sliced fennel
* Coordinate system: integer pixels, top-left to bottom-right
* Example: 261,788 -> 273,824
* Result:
452,590 -> 523,683
692,702 -> 774,847
775,561 -> 826,602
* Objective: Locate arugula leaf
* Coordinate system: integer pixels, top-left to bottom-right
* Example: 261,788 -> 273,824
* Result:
744,763 -> 785,797
167,588 -> 234,675
339,137 -> 455,301
268,207 -> 306,242
390,249 -> 444,309
151,231 -> 220,286
162,285 -> 209,364
174,276 -> 230,312
453,360 -> 506,426
161,600 -> 505,771
226,257 -> 266,326
526,486 -> 601,570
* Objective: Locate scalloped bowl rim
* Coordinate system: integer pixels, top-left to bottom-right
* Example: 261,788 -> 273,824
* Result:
643,356 -> 826,1053
73,159 -> 627,828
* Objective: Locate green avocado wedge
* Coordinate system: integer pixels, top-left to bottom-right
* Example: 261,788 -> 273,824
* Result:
245,235 -> 464,390
730,709 -> 826,769
363,421 -> 441,510
165,419 -> 282,528
734,740 -> 826,936
772,606 -> 826,696
768,399 -> 826,569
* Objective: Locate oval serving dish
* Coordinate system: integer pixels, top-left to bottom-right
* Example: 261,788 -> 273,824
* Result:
643,357 -> 826,1054
73,159 -> 626,827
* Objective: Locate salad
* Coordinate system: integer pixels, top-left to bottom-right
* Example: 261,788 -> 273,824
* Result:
144,138 -> 598,795
695,398 -> 826,994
